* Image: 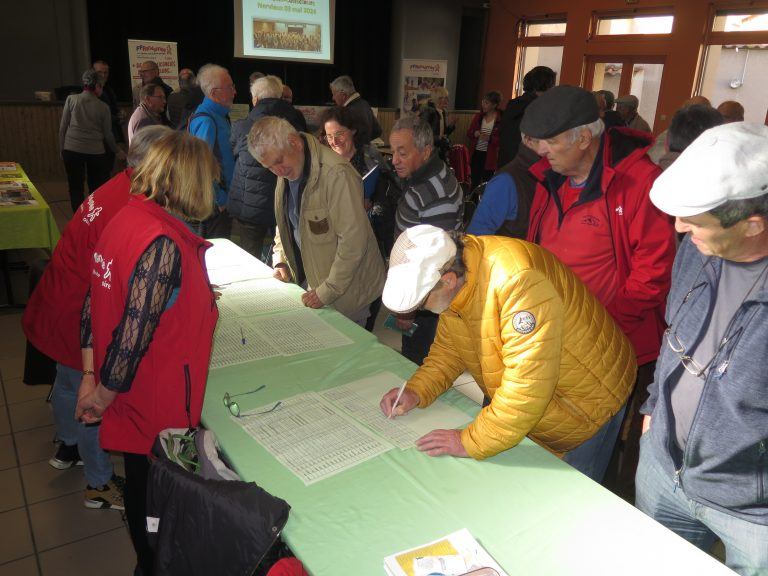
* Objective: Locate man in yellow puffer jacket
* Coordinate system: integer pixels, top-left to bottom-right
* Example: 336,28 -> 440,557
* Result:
380,225 -> 636,481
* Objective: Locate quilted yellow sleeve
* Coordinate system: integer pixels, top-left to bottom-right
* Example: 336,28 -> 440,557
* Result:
461,269 -> 563,459
406,315 -> 466,407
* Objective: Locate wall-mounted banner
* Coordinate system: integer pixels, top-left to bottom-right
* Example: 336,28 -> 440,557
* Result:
400,59 -> 448,114
127,39 -> 180,93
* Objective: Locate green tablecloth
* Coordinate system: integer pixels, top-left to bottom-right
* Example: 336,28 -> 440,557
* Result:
202,240 -> 734,576
0,164 -> 60,251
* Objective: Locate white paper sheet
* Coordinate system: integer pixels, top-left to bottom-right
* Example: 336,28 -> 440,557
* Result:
251,309 -> 353,356
383,528 -> 509,576
320,372 -> 473,450
210,323 -> 281,369
237,392 -> 393,485
218,278 -> 303,317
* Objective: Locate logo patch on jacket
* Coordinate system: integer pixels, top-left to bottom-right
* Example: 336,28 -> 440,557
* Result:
512,311 -> 536,334
581,215 -> 600,227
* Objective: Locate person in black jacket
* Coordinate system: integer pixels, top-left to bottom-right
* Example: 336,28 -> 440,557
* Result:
329,75 -> 382,145
228,75 -> 307,260
167,68 -> 204,129
93,60 -> 124,171
497,66 -> 555,168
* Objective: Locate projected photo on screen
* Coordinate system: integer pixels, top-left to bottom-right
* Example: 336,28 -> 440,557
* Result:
253,21 -> 321,53
235,0 -> 335,64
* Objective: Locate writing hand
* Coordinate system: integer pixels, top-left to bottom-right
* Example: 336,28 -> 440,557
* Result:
379,387 -> 419,418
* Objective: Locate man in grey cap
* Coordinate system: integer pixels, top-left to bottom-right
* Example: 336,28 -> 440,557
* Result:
522,85 -> 676,494
636,122 -> 768,574
616,94 -> 652,132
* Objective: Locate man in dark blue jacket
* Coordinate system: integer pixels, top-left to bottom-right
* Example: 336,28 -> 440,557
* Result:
638,122 -> 768,575
228,75 -> 306,260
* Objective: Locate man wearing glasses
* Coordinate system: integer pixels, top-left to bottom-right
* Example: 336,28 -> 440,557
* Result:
127,84 -> 168,144
188,63 -> 237,239
637,122 -> 768,575
131,60 -> 173,109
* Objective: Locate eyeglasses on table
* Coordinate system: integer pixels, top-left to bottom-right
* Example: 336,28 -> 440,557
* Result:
223,385 -> 282,417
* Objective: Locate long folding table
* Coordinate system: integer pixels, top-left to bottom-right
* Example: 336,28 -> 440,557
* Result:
202,239 -> 733,576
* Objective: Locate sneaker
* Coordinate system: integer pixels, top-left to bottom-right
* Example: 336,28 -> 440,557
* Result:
48,443 -> 83,470
85,475 -> 125,510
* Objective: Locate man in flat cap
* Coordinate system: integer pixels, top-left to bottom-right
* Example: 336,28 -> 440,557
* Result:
378,225 -> 636,481
522,85 -> 676,493
636,123 -> 768,574
616,94 -> 652,133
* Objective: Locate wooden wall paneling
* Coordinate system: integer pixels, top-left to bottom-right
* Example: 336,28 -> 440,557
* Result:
0,104 -> 481,183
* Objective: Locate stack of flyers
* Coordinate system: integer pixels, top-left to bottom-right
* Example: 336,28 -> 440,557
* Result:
0,181 -> 35,206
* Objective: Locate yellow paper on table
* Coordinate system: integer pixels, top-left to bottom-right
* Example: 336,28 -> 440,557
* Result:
384,529 -> 509,576
395,539 -> 459,576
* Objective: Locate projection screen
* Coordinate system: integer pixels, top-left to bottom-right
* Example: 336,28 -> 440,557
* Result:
234,0 -> 335,64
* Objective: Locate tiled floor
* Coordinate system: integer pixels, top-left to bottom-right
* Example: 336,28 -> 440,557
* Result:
1,181 -> 135,575
0,311 -> 135,576
1,179 -> 485,575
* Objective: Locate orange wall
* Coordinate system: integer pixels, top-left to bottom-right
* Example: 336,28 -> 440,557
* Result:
482,0 -> 768,133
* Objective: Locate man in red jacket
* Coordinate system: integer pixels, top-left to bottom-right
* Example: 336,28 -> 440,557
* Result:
521,86 -> 676,493
22,125 -> 171,510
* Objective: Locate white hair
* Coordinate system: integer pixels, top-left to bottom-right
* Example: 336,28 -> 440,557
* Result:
251,75 -> 283,101
247,116 -> 299,162
330,75 -> 355,95
197,63 -> 228,98
566,118 -> 605,143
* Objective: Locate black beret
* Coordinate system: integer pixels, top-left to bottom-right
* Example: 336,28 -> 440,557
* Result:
520,85 -> 600,139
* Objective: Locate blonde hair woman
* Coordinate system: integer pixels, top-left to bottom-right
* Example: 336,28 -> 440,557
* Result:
76,131 -> 219,576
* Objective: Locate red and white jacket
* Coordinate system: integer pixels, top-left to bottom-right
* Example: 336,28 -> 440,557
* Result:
91,196 -> 218,454
22,170 -> 133,370
527,127 -> 676,365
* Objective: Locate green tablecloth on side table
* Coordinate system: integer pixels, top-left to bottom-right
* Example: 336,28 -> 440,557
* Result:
202,239 -> 734,576
0,164 -> 60,251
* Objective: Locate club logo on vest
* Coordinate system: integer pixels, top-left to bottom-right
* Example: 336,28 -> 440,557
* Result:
581,215 -> 600,227
80,194 -> 102,225
512,311 -> 536,334
92,252 -> 113,290
615,206 -> 624,216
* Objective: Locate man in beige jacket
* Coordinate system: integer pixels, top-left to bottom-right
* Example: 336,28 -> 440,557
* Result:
247,116 -> 386,325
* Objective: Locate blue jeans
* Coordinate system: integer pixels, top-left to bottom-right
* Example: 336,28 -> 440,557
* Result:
51,363 -> 113,487
563,404 -> 626,482
636,433 -> 768,575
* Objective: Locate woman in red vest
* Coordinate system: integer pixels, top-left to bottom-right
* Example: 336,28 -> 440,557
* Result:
76,131 -> 220,576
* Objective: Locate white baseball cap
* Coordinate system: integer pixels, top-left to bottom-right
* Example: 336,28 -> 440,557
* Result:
650,122 -> 768,217
382,225 -> 457,313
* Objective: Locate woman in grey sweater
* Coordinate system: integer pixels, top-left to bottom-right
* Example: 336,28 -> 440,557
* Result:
59,69 -> 121,212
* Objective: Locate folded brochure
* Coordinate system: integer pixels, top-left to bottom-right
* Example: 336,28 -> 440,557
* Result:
384,528 -> 508,576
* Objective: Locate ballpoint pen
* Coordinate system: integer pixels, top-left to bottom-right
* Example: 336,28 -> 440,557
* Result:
389,380 -> 407,419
